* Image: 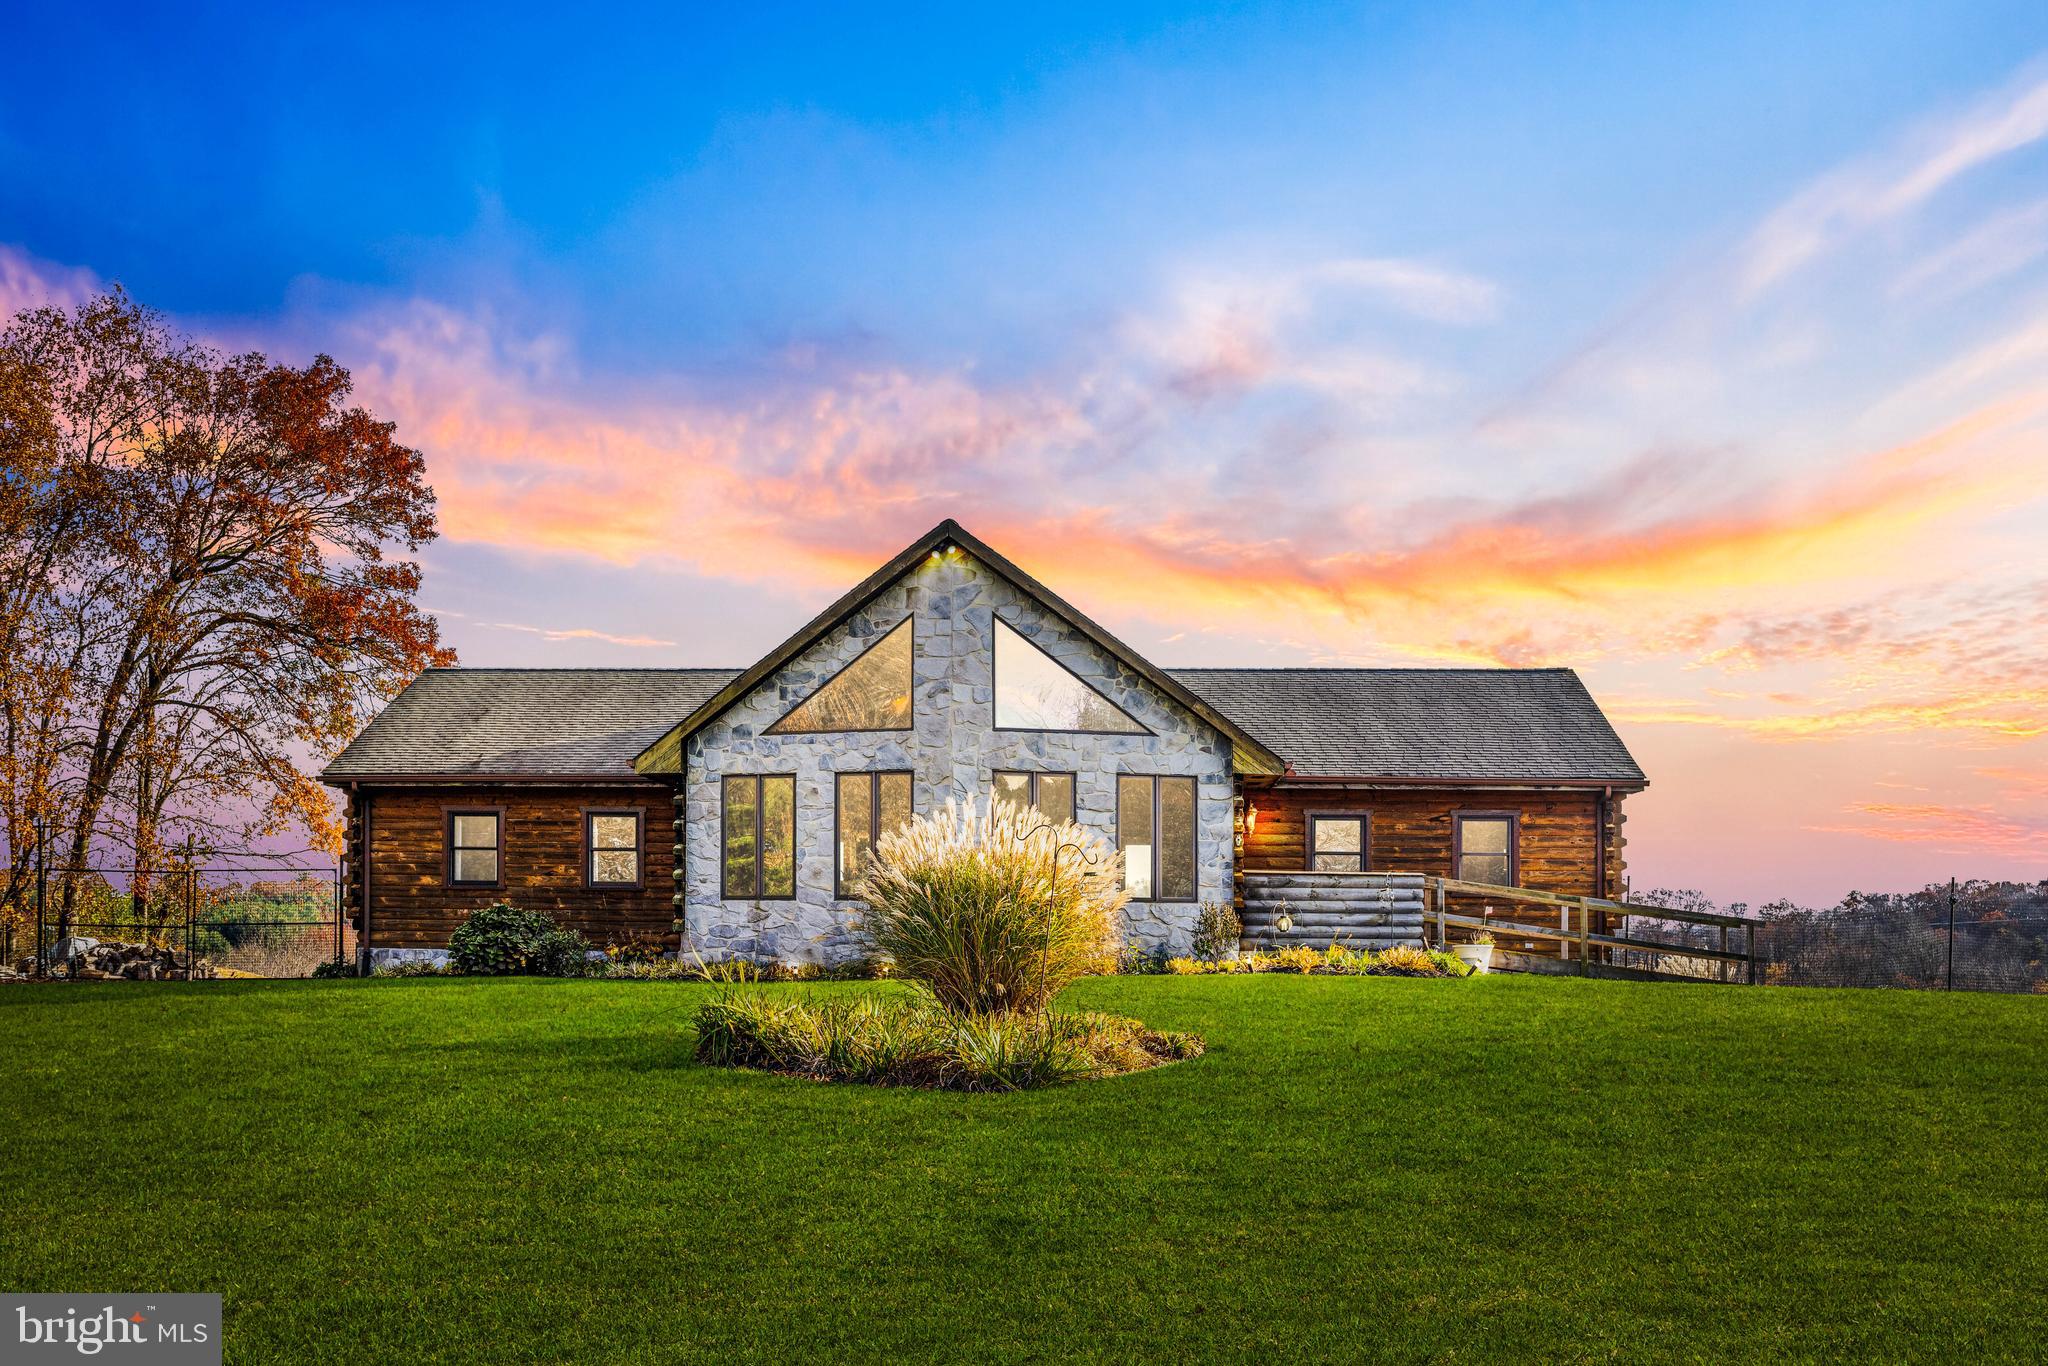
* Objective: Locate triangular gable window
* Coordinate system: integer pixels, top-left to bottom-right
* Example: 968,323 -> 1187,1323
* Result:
765,618 -> 914,734
993,618 -> 1150,734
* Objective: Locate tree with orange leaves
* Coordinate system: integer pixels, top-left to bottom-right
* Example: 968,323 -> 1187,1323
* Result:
0,289 -> 453,933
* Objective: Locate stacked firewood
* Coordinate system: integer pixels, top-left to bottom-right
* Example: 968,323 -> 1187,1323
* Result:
6,939 -> 218,981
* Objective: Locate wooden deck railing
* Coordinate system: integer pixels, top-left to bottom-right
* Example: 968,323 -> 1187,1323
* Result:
1425,876 -> 1761,983
1423,877 -> 1761,983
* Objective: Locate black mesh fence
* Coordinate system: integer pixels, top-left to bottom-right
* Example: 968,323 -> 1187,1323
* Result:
1616,908 -> 2047,992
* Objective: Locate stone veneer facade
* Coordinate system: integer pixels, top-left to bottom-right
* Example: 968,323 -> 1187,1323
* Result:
680,549 -> 1235,964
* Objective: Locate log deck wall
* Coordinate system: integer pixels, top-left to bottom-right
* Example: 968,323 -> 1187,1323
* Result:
345,784 -> 679,950
1240,873 -> 1427,950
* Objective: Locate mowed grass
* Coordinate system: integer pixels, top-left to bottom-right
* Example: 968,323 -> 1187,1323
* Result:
2,976 -> 2044,1363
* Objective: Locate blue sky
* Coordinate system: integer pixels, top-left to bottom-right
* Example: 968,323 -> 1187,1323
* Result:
5,2 -> 2048,904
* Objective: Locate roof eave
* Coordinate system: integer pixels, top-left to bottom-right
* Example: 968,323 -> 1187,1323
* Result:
320,770 -> 661,788
1249,773 -> 1649,791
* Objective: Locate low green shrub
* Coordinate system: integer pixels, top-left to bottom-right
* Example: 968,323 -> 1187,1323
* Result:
693,990 -> 1203,1091
1165,943 -> 1471,978
447,903 -> 594,977
371,959 -> 456,978
309,958 -> 359,979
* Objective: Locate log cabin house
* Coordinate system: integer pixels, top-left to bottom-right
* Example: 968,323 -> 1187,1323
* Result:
322,519 -> 1646,967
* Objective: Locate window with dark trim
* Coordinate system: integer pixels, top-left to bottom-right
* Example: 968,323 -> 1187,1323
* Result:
764,618 -> 914,734
723,775 -> 796,900
1117,774 -> 1197,901
992,770 -> 1077,827
585,809 -> 642,887
1453,813 -> 1518,886
836,771 -> 914,897
446,810 -> 502,887
1308,813 -> 1369,873
992,616 -> 1150,734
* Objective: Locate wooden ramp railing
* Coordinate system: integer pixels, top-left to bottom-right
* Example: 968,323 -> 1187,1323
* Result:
1424,877 -> 1761,983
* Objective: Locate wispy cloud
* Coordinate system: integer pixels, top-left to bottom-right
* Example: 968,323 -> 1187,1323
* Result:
1740,63 -> 2048,294
488,621 -> 678,648
1809,802 -> 2048,859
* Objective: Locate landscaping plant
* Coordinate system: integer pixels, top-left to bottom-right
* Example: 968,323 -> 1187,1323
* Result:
849,799 -> 1126,1016
1166,943 -> 1472,977
447,903 -> 593,977
694,800 -> 1200,1090
1191,901 -> 1243,962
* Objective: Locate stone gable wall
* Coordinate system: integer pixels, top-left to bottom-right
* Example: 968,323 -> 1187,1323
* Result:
681,550 -> 1233,964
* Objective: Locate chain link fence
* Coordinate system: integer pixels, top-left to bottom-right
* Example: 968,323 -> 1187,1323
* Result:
4,839 -> 348,979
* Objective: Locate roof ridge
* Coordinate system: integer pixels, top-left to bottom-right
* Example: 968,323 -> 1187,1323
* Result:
422,666 -> 744,674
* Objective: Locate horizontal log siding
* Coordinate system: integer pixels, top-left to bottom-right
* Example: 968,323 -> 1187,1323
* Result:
1240,872 -> 1427,950
357,785 -> 678,949
1242,787 -> 1627,898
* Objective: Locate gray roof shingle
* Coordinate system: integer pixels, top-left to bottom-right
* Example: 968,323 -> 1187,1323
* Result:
321,669 -> 735,779
1165,667 -> 1645,784
323,664 -> 1644,786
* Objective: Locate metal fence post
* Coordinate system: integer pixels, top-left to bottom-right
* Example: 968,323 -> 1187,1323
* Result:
34,818 -> 47,977
1945,876 -> 1956,991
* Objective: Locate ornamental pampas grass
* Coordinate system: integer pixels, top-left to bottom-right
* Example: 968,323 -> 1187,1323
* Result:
851,798 -> 1128,1016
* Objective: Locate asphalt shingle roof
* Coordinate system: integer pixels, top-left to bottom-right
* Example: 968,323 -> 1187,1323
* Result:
1166,667 -> 1645,783
324,664 -> 1644,786
321,669 -> 736,779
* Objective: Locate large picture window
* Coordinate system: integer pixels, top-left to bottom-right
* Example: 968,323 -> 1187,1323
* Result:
765,618 -> 914,734
1308,813 -> 1369,873
993,617 -> 1148,734
723,775 -> 796,899
446,810 -> 502,887
992,770 -> 1077,827
1453,813 -> 1517,886
585,810 -> 642,887
836,771 -> 914,897
1117,775 -> 1197,901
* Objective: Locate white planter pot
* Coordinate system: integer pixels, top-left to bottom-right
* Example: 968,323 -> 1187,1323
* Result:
1453,943 -> 1496,974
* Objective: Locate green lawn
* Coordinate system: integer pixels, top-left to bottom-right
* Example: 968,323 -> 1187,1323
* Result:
2,976 -> 2043,1363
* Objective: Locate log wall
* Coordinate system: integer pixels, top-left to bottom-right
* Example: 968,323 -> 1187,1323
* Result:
1241,785 -> 1627,899
1240,872 -> 1427,950
346,784 -> 679,950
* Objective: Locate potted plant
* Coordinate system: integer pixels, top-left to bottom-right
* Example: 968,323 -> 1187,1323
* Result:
1453,930 -> 1496,974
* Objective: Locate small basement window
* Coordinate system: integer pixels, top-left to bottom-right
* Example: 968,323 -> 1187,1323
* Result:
586,810 -> 642,887
447,810 -> 502,886
1454,814 -> 1517,886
